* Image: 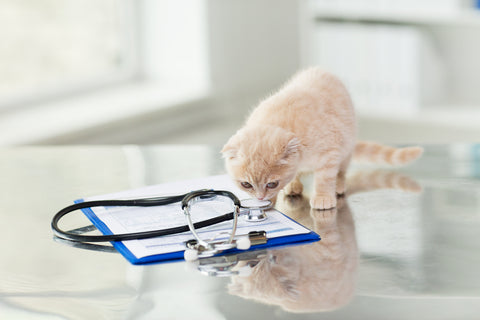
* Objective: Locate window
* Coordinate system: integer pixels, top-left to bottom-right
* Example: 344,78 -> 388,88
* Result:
0,0 -> 209,145
0,0 -> 137,109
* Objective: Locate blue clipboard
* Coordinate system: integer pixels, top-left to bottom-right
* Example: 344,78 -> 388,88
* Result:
75,175 -> 321,265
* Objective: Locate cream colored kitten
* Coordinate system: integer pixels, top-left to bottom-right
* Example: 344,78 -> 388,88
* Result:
222,67 -> 423,209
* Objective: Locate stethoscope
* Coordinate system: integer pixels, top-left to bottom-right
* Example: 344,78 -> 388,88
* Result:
51,189 -> 272,260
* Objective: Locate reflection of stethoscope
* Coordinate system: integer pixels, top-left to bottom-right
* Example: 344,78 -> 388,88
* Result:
51,189 -> 271,260
188,249 -> 268,277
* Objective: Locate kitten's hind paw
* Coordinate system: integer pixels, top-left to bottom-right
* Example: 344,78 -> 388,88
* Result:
284,180 -> 304,196
310,193 -> 336,210
336,181 -> 346,195
283,194 -> 306,210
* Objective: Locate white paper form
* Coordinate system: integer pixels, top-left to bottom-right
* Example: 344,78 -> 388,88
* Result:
83,175 -> 313,259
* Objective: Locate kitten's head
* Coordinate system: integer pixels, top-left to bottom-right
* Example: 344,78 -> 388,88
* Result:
222,125 -> 301,200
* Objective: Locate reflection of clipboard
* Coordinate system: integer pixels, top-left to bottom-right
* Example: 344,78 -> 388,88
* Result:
78,175 -> 320,265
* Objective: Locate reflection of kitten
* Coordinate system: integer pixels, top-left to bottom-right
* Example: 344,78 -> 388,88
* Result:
222,67 -> 423,209
228,170 -> 422,313
229,197 -> 357,313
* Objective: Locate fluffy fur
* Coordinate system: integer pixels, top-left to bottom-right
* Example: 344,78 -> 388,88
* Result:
222,67 -> 423,209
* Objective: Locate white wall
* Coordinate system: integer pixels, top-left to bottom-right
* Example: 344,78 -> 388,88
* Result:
206,0 -> 300,108
38,0 -> 303,145
5,0 -> 480,145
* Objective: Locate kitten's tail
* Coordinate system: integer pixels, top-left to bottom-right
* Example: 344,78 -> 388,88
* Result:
353,141 -> 423,166
347,170 -> 423,194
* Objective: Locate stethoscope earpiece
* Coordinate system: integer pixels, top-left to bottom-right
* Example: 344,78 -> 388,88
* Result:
184,248 -> 199,262
236,236 -> 251,250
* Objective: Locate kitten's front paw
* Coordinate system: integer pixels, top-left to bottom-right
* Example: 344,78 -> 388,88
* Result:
284,180 -> 304,196
310,193 -> 336,210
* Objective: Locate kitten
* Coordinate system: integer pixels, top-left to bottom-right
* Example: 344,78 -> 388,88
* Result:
222,67 -> 423,209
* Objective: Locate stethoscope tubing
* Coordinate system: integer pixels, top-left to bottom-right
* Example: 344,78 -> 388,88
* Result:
51,190 -> 239,243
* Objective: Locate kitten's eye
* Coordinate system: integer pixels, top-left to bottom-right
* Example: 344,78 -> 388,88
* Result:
266,181 -> 279,189
240,181 -> 253,189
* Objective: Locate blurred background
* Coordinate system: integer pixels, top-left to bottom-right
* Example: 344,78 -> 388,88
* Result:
1,0 -> 480,146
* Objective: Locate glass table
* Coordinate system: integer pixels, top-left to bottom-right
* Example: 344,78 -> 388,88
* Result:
1,144 -> 479,319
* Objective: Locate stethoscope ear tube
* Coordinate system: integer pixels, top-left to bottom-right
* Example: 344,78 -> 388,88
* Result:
181,189 -> 241,209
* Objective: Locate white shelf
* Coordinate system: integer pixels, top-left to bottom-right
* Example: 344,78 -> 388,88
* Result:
303,2 -> 480,144
313,8 -> 480,27
356,106 -> 480,143
357,105 -> 480,128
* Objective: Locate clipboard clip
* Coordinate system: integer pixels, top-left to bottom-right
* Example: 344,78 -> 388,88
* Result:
184,231 -> 267,261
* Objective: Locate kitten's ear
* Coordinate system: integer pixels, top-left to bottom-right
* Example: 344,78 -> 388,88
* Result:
279,137 -> 301,164
222,130 -> 245,160
221,141 -> 238,160
285,137 -> 301,155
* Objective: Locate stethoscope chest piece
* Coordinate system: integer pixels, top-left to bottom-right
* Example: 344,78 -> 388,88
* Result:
240,198 -> 272,222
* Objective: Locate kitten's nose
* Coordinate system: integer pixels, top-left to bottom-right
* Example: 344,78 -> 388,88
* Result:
256,191 -> 266,200
256,193 -> 267,201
